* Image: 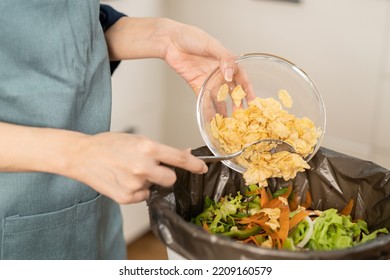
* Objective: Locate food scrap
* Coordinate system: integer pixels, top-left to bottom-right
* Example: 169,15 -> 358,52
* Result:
210,85 -> 321,186
192,184 -> 389,251
278,89 -> 293,108
230,85 -> 247,107
217,83 -> 229,102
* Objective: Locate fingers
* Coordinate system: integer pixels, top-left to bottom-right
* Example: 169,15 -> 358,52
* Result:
130,189 -> 151,204
125,140 -> 207,191
115,188 -> 151,204
153,143 -> 208,175
146,165 -> 177,187
204,36 -> 236,82
219,56 -> 236,82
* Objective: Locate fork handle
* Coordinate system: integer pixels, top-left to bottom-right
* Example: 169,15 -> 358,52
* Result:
196,155 -> 227,163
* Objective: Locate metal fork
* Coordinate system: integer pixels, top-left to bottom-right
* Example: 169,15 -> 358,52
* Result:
197,139 -> 296,163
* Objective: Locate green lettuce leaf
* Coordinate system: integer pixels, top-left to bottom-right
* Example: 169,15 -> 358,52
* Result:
290,219 -> 310,245
308,208 -> 388,250
360,228 -> 389,244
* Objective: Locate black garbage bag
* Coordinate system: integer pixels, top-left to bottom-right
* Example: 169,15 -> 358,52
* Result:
148,147 -> 390,259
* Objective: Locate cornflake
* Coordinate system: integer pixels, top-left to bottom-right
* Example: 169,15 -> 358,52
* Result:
231,85 -> 246,107
278,89 -> 293,108
260,208 -> 281,231
217,83 -> 229,102
210,85 -> 321,186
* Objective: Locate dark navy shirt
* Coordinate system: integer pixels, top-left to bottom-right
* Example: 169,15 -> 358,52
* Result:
99,4 -> 126,32
99,4 -> 126,73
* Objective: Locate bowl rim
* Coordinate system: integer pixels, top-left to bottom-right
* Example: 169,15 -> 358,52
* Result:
196,52 -> 327,173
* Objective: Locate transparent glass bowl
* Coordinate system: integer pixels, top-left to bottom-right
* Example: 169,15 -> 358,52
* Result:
196,53 -> 326,173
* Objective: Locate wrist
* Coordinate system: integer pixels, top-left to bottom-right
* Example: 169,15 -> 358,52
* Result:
105,17 -> 173,61
0,122 -> 87,177
152,18 -> 177,59
42,129 -> 89,178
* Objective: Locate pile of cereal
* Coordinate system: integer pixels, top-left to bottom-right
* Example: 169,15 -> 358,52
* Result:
210,85 -> 322,186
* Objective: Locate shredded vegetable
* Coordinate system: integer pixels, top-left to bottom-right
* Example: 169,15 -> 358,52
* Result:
192,184 -> 388,251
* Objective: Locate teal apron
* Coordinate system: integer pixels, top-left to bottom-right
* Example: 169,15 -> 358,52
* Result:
0,0 -> 126,259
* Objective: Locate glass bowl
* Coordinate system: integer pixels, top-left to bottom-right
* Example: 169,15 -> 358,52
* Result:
196,53 -> 326,173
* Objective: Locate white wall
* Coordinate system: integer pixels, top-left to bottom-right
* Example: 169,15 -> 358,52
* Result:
164,0 -> 390,169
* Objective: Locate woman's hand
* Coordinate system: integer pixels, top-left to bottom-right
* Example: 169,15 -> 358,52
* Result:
160,19 -> 236,94
105,17 -> 236,94
68,132 -> 208,204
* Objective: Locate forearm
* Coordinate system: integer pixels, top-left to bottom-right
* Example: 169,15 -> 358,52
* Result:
0,122 -> 208,204
104,17 -> 171,61
0,122 -> 85,176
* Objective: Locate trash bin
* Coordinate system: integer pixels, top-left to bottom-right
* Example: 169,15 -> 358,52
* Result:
148,146 -> 390,259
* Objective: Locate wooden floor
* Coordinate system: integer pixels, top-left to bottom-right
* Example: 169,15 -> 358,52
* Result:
127,231 -> 168,260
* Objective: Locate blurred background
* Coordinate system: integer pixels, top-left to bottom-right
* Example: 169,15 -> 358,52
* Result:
102,0 -> 390,247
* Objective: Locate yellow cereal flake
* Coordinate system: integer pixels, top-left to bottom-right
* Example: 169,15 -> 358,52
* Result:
260,208 -> 281,230
217,83 -> 229,102
278,196 -> 289,205
278,89 -> 293,108
210,87 -> 321,186
231,85 -> 246,107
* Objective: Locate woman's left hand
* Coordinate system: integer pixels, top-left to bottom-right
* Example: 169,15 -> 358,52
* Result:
105,17 -> 236,95
161,19 -> 236,94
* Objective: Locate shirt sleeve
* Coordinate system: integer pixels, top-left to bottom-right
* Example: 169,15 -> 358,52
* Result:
99,4 -> 127,74
99,4 -> 126,32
